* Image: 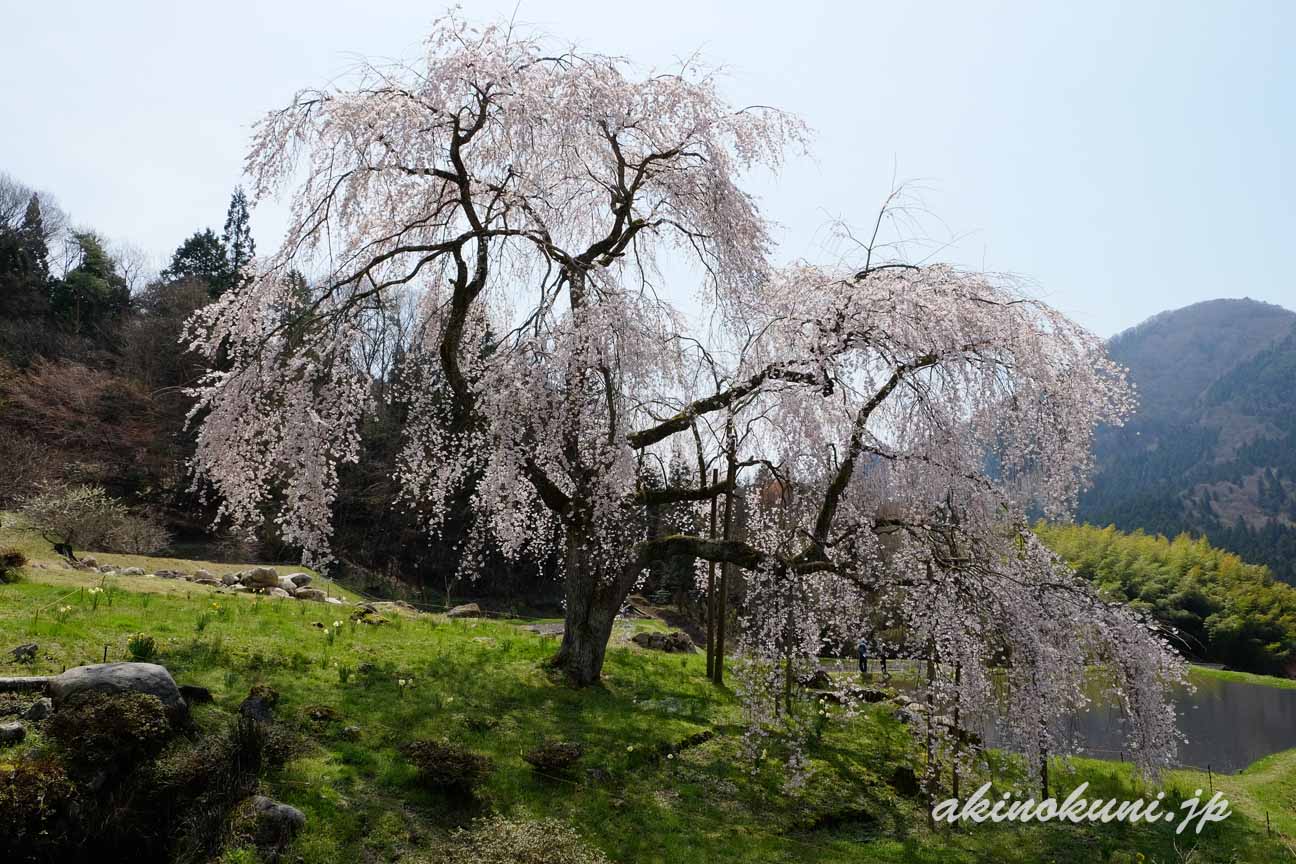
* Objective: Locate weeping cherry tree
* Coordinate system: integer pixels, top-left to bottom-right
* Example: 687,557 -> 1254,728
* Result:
186,14 -> 1184,775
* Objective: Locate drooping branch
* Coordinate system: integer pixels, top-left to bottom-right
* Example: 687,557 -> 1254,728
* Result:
807,353 -> 939,549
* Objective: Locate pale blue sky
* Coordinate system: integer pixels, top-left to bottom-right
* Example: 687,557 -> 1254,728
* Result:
1,0 -> 1291,336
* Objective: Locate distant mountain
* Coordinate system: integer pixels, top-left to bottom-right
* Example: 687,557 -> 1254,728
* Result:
1078,298 -> 1296,583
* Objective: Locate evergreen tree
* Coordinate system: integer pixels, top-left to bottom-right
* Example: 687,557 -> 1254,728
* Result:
50,232 -> 130,338
17,195 -> 50,283
0,194 -> 51,320
222,186 -> 255,292
161,229 -> 230,296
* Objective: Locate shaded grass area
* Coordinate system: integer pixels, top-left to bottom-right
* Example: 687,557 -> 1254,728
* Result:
2,553 -> 1293,862
1190,664 -> 1296,692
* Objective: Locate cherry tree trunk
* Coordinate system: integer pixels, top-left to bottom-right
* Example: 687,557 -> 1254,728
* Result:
551,533 -> 630,686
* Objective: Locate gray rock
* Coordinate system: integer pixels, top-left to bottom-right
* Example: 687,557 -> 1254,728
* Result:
0,722 -> 25,746
894,707 -> 918,725
286,572 -> 312,588
227,584 -> 251,593
244,566 -> 280,587
251,794 -> 305,839
121,566 -> 145,576
630,631 -> 696,653
268,587 -> 292,599
10,642 -> 38,663
220,572 -> 241,586
324,596 -> 343,605
178,684 -> 213,704
798,669 -> 834,690
22,698 -> 52,721
447,603 -> 482,618
98,564 -> 118,573
239,686 -> 278,723
193,569 -> 214,580
294,588 -> 328,602
49,662 -> 186,715
154,569 -> 184,579
79,556 -> 98,568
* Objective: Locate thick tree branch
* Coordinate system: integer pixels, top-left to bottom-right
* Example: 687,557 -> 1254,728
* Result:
627,364 -> 822,450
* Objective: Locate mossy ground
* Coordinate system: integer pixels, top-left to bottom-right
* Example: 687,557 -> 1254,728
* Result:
1,523 -> 1292,863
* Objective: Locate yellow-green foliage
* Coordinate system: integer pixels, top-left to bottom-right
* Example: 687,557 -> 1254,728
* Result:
1037,522 -> 1296,676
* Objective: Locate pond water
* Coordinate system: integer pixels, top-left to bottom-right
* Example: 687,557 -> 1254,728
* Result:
845,661 -> 1296,773
1060,673 -> 1296,773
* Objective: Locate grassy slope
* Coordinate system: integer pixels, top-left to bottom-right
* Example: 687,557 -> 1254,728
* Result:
1189,664 -> 1296,692
1,534 -> 1292,863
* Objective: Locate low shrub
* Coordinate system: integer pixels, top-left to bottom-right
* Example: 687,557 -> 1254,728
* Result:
523,740 -> 585,776
441,815 -> 611,864
126,632 -> 158,662
0,759 -> 79,857
0,545 -> 27,583
48,691 -> 172,768
400,739 -> 492,791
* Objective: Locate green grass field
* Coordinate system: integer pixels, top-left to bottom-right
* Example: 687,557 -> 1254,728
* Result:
2,525 -> 1293,863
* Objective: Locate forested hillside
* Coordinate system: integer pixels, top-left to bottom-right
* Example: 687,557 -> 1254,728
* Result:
0,172 -> 556,601
1078,299 -> 1296,582
1037,522 -> 1296,676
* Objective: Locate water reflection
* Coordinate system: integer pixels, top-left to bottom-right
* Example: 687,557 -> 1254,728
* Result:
1060,674 -> 1296,773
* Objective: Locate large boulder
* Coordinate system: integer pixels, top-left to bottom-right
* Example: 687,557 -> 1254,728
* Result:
447,603 -> 482,619
294,588 -> 328,602
48,662 -> 186,715
243,566 -> 280,588
630,631 -> 696,653
286,572 -> 312,588
220,572 -> 241,586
